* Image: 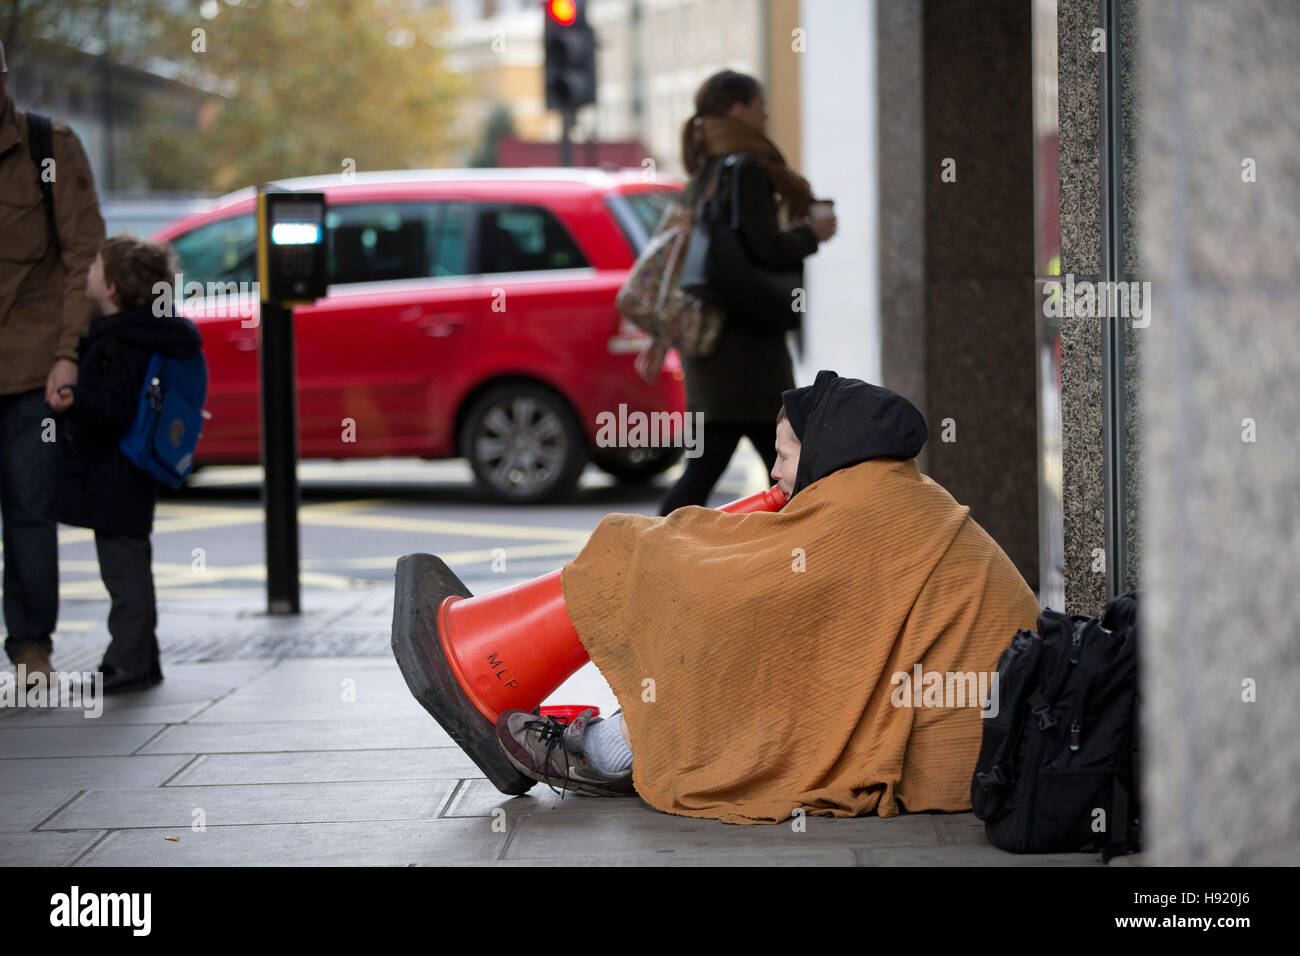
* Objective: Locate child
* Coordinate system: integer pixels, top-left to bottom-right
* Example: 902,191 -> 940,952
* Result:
47,235 -> 202,694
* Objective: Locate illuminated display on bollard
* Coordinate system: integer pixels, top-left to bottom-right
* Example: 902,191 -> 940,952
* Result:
257,191 -> 328,304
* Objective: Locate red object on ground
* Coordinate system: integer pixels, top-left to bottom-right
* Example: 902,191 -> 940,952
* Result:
539,705 -> 600,721
436,485 -> 788,722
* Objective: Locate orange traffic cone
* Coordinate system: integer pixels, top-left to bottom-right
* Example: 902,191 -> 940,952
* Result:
391,485 -> 788,794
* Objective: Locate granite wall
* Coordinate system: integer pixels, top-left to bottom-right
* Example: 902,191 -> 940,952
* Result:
1057,0 -> 1107,615
1138,0 -> 1300,865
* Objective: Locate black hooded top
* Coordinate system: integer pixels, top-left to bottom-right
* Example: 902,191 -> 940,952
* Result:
780,369 -> 927,498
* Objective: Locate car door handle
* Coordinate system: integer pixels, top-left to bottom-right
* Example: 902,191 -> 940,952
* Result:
418,313 -> 469,337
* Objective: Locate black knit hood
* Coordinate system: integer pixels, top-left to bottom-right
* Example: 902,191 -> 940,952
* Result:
781,369 -> 927,497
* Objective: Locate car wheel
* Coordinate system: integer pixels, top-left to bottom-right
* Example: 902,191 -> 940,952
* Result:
461,383 -> 587,503
593,445 -> 684,483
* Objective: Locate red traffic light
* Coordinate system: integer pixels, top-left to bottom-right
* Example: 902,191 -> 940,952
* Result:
547,0 -> 577,26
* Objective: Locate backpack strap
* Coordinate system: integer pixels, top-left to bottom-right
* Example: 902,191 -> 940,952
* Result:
698,154 -> 735,221
726,153 -> 746,230
26,112 -> 60,253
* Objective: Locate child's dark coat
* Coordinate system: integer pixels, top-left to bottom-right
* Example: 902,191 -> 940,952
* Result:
49,306 -> 203,535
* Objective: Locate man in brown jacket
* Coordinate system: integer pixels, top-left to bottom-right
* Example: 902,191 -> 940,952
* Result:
0,39 -> 106,680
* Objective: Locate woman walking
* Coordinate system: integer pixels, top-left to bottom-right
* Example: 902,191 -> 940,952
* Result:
658,69 -> 837,515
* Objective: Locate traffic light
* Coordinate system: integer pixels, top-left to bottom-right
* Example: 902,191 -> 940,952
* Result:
544,0 -> 596,112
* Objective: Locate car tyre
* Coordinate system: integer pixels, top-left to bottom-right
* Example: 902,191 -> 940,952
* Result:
461,383 -> 587,504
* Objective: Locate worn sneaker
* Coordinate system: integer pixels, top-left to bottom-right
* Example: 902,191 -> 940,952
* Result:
495,708 -> 636,798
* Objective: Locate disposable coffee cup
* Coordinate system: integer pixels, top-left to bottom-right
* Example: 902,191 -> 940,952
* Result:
809,199 -> 835,221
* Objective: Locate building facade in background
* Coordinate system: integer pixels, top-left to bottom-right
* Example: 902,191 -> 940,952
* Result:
440,0 -> 769,177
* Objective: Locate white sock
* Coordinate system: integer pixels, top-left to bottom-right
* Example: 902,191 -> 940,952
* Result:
584,713 -> 633,774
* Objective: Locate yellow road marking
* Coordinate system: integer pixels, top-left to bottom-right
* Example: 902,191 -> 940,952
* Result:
339,541 -> 585,570
42,499 -> 592,549
296,510 -> 592,543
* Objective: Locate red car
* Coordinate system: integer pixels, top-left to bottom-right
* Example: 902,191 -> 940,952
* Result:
151,168 -> 686,502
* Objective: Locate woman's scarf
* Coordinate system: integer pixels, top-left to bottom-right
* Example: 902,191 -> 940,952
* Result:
689,114 -> 815,222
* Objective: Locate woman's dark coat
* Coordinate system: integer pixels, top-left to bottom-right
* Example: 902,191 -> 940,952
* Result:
49,306 -> 203,536
682,155 -> 820,423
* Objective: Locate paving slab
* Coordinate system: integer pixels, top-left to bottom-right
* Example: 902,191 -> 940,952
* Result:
234,659 -> 411,698
485,849 -> 860,866
0,662 -> 276,707
44,779 -> 457,830
138,717 -> 453,754
501,803 -> 943,860
0,633 -> 1112,867
0,699 -> 213,727
167,748 -> 480,786
0,755 -> 194,792
443,776 -> 639,819
116,661 -> 277,696
191,689 -> 430,723
0,830 -> 106,867
0,724 -> 164,759
933,811 -> 993,846
850,845 -> 1107,866
77,819 -> 509,866
0,790 -> 82,832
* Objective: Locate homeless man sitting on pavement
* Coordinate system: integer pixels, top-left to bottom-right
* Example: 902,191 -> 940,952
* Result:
395,370 -> 1041,825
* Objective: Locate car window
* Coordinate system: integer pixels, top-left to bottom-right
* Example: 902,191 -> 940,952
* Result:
477,204 -> 588,274
604,190 -> 679,255
328,202 -> 468,284
169,214 -> 258,288
431,203 -> 469,277
624,192 -> 674,235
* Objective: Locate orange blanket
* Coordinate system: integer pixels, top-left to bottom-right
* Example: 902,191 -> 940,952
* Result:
561,458 -> 1040,824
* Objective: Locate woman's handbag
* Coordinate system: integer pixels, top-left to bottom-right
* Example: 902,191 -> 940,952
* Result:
693,153 -> 805,334
615,194 -> 726,381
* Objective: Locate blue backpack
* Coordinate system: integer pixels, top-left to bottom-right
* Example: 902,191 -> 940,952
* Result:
118,351 -> 210,489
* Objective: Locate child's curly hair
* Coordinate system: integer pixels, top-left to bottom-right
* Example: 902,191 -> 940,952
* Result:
101,234 -> 176,311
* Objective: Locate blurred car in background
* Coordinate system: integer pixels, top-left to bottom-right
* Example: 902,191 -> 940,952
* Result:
102,193 -> 217,240
151,168 -> 686,503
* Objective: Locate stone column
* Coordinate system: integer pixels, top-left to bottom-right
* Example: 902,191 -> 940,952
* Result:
1139,0 -> 1300,865
877,0 -> 928,471
877,0 -> 1040,588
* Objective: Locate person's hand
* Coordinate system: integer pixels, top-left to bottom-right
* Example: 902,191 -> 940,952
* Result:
46,358 -> 77,412
809,214 -> 837,243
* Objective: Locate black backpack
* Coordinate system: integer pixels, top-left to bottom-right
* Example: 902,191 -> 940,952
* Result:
971,591 -> 1141,860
